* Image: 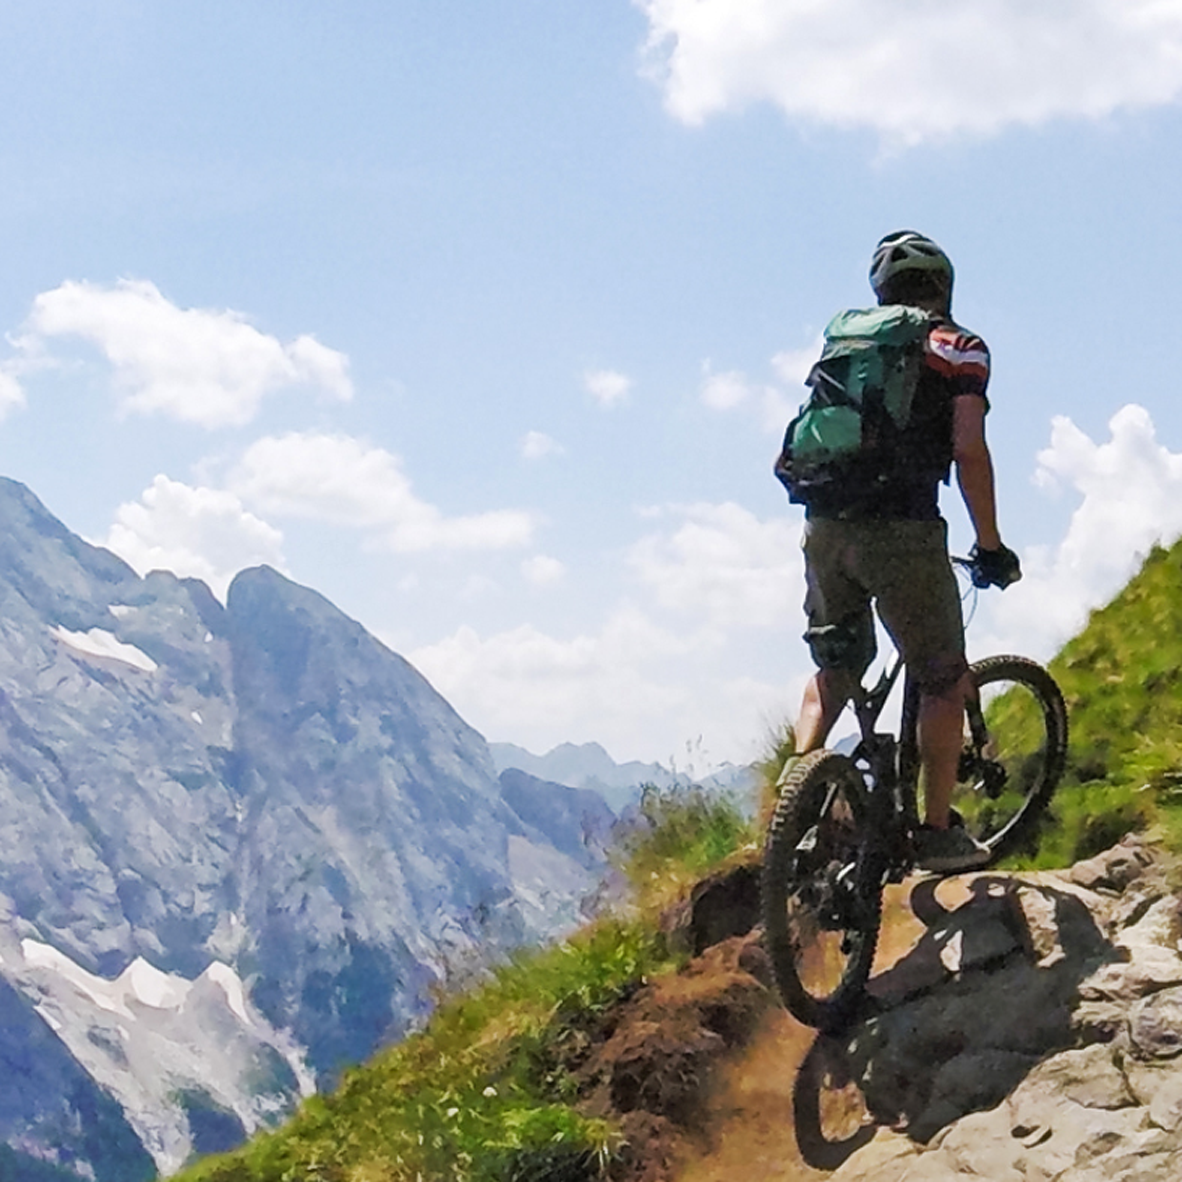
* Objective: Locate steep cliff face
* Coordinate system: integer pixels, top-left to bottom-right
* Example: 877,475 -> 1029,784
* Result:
0,477 -> 608,1176
224,564 -> 551,1080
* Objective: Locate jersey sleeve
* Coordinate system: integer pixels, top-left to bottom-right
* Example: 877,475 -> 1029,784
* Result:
924,324 -> 990,400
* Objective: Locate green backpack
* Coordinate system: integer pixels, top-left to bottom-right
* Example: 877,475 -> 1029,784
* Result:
775,305 -> 934,507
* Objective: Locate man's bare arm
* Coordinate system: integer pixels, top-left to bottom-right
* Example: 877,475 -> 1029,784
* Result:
952,394 -> 1001,550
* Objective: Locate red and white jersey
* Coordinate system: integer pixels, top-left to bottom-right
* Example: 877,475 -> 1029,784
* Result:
924,322 -> 990,399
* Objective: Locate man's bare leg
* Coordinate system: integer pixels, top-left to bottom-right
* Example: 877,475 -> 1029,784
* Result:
794,667 -> 856,754
917,671 -> 973,827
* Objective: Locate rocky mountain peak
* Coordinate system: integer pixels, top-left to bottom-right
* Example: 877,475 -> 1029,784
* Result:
0,479 -> 612,1177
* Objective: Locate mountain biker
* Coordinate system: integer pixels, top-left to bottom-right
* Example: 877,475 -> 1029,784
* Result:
786,230 -> 1021,872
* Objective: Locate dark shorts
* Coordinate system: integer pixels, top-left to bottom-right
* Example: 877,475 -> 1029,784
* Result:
802,517 -> 967,694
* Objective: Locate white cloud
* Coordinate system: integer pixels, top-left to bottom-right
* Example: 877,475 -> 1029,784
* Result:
695,339 -> 819,433
404,499 -> 811,766
772,339 -> 821,389
23,279 -> 352,428
700,367 -> 751,411
522,555 -> 566,586
410,608 -> 693,757
409,605 -> 797,768
762,387 -> 798,437
636,0 -> 1182,144
762,340 -> 822,434
973,404 -> 1182,659
584,369 -> 632,407
630,501 -> 803,629
228,431 -> 537,552
103,476 -> 287,601
0,367 -> 25,420
521,430 -> 565,460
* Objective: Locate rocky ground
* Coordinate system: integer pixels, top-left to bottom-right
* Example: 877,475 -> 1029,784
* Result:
573,836 -> 1182,1182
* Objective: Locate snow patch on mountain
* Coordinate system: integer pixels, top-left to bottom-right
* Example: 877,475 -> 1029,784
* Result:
49,624 -> 158,672
1,935 -> 312,1173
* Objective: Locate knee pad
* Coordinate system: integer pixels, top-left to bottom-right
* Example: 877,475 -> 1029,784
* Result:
804,614 -> 875,674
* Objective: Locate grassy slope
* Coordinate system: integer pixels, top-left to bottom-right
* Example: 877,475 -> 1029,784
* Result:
171,787 -> 757,1182
175,921 -> 670,1182
1030,536 -> 1182,864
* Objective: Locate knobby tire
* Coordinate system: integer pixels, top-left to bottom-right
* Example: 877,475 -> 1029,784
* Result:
958,655 -> 1069,866
761,751 -> 882,1032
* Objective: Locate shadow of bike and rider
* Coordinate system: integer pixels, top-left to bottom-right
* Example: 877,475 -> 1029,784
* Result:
790,873 -> 1120,1171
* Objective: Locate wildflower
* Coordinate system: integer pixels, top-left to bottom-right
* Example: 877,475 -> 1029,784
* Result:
483,1086 -> 497,1098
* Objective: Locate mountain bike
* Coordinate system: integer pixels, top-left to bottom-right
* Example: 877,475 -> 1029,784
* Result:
760,559 -> 1068,1032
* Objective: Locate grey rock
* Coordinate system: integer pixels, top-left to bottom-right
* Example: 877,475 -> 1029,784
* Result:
497,767 -> 616,870
0,976 -> 155,1181
1017,1044 -> 1136,1110
1070,837 -> 1155,894
822,842 -> 1182,1182
1129,987 -> 1182,1059
1147,1074 -> 1182,1131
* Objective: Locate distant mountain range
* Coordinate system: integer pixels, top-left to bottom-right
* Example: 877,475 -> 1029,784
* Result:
490,739 -> 758,813
0,477 -> 614,1179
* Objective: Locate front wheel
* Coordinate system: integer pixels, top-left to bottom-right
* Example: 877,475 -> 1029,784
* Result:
952,655 -> 1068,864
761,751 -> 882,1032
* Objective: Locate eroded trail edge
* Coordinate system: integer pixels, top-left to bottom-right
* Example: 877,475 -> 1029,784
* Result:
605,836 -> 1182,1182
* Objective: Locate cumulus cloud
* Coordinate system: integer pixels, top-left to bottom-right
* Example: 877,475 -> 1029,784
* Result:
630,501 -> 803,629
23,279 -> 352,427
405,497 -> 812,764
409,608 -> 693,757
772,339 -> 821,389
700,367 -> 752,411
409,604 -> 797,768
762,338 -> 823,434
0,368 -> 26,420
103,475 -> 287,601
584,369 -> 632,407
696,338 -> 820,434
228,431 -> 537,552
522,555 -> 566,586
521,430 -> 565,460
636,0 -> 1182,144
974,404 -> 1182,659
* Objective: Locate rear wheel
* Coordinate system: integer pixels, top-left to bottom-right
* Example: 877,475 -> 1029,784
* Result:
951,655 -> 1068,864
761,751 -> 881,1031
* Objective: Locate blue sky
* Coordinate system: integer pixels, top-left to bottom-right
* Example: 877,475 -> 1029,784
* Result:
3,1 -> 1182,767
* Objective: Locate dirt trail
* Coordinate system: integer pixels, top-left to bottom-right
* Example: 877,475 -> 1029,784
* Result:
673,1004 -> 828,1182
673,879 -> 973,1182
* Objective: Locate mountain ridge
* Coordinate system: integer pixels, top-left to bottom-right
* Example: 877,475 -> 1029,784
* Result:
490,739 -> 757,812
0,475 -> 614,1177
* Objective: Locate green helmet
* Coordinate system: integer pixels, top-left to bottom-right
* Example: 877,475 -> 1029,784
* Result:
869,230 -> 954,300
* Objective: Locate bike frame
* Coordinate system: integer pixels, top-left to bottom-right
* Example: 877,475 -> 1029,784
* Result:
846,655 -> 917,868
843,557 -> 985,873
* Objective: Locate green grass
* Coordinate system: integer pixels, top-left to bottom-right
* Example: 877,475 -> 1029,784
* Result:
172,782 -> 758,1182
1032,538 -> 1182,864
610,782 -> 759,910
176,919 -> 673,1182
